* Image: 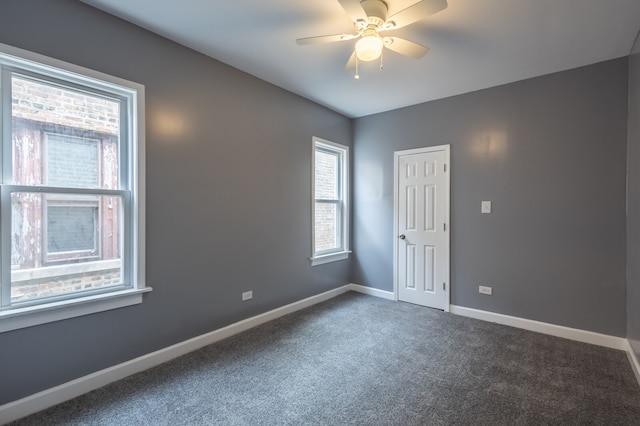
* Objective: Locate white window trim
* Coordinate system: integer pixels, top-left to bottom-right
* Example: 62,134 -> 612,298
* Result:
0,287 -> 152,333
310,137 -> 350,266
0,42 -> 149,332
310,251 -> 350,266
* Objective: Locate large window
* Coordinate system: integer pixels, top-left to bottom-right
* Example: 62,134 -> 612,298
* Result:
0,43 -> 148,332
311,137 -> 350,265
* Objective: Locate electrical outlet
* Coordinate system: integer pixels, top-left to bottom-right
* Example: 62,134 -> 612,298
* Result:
479,286 -> 492,295
242,291 -> 253,301
481,201 -> 492,214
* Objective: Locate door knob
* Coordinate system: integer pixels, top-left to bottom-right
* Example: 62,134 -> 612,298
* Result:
399,234 -> 406,240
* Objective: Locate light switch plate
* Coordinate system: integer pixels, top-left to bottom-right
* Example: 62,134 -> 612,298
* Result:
481,201 -> 492,214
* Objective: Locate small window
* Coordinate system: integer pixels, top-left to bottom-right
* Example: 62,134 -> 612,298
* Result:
0,42 -> 148,332
311,137 -> 350,265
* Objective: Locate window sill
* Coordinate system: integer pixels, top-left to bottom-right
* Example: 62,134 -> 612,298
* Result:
0,286 -> 152,333
310,251 -> 351,266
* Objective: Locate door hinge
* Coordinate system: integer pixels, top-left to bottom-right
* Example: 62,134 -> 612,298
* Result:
444,163 -> 447,172
443,282 -> 446,291
444,223 -> 446,231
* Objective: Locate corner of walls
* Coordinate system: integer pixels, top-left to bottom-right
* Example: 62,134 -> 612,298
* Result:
0,286 -> 354,424
627,29 -> 640,366
629,339 -> 640,387
353,59 -> 629,337
0,0 -> 353,406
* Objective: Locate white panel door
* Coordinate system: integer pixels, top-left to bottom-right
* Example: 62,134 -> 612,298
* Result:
395,147 -> 449,310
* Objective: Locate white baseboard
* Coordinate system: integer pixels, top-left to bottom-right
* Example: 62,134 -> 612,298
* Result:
349,287 -> 639,372
0,285 -> 352,425
361,290 -> 640,388
347,283 -> 395,300
627,341 -> 640,387
450,304 -> 628,351
2,286 -> 636,424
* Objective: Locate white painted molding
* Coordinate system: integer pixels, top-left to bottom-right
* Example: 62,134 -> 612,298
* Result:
0,287 -> 153,333
627,341 -> 640,387
450,305 -> 628,351
348,283 -> 395,300
309,251 -> 351,266
2,286 -> 636,424
0,285 -> 352,424
452,304 -> 640,387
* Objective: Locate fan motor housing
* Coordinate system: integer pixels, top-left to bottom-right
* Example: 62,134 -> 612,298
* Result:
361,0 -> 388,24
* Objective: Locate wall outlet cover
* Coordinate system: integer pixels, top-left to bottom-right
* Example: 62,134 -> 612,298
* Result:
479,286 -> 493,295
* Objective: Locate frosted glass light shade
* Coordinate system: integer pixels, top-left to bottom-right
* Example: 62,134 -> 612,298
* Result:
355,36 -> 383,61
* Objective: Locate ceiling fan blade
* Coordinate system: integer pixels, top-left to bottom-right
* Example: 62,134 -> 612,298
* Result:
385,0 -> 447,29
383,37 -> 430,58
346,51 -> 357,70
296,33 -> 359,45
337,0 -> 368,23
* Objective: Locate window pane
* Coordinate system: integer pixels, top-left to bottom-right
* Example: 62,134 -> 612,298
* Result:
315,202 -> 339,252
315,150 -> 339,200
47,134 -> 99,188
10,192 -> 123,304
48,204 -> 97,253
11,75 -> 119,189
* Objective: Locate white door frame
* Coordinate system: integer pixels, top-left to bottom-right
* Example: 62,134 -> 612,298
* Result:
393,145 -> 451,311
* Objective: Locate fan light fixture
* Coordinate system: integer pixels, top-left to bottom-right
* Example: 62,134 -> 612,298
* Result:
296,0 -> 447,79
355,35 -> 383,61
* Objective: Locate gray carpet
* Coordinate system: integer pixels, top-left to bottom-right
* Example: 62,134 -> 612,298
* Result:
9,292 -> 640,425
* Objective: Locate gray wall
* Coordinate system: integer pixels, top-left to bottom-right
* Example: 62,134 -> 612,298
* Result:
352,59 -> 629,337
0,0 -> 352,405
628,33 -> 640,361
0,0 -> 635,409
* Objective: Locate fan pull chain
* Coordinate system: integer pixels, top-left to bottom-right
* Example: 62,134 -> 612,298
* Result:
355,55 -> 360,80
380,51 -> 384,71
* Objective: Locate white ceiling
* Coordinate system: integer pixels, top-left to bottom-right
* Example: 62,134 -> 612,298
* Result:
80,0 -> 640,118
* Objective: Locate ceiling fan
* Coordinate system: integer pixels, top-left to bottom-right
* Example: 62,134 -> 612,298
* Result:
296,0 -> 448,78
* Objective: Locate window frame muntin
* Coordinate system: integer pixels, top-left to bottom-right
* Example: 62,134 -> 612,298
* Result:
0,42 -> 148,332
310,137 -> 350,265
